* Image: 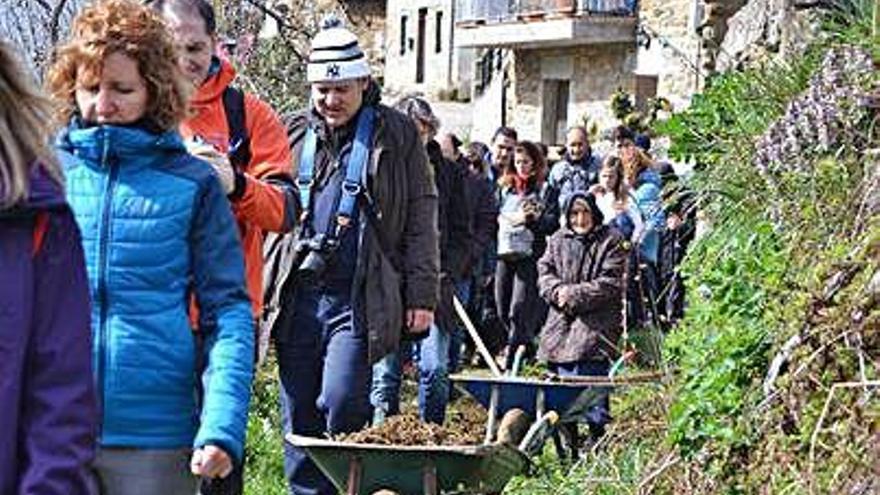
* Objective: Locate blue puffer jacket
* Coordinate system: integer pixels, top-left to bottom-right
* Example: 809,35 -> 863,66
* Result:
56,120 -> 254,464
632,168 -> 665,264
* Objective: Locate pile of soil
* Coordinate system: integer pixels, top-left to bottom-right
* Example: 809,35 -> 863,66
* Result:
338,396 -> 487,446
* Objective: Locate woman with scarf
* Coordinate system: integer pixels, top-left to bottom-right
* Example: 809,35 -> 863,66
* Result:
494,140 -> 559,370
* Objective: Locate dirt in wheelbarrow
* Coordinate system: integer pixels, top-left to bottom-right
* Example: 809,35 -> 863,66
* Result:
337,395 -> 487,446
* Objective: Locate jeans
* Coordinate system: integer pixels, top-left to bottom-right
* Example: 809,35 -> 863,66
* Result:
447,280 -> 471,374
276,286 -> 372,495
370,322 -> 450,424
549,360 -> 612,438
93,447 -> 197,495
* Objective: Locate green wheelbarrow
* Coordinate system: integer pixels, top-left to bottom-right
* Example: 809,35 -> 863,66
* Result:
285,434 -> 530,495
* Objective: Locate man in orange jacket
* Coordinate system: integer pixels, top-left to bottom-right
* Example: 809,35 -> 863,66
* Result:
153,0 -> 296,350
151,1 -> 295,492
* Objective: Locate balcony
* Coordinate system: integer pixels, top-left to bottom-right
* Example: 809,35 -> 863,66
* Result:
454,0 -> 638,49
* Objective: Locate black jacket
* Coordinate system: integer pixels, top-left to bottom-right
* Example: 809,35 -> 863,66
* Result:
426,140 -> 472,281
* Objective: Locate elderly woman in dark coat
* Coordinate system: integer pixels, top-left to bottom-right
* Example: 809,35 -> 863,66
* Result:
537,191 -> 628,448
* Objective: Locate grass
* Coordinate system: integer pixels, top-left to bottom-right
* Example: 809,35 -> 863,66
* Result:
243,361 -> 286,495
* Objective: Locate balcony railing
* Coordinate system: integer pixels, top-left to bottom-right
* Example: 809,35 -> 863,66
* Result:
455,0 -> 637,24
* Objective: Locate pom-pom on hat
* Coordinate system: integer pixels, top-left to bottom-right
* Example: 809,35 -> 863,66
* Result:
307,15 -> 371,83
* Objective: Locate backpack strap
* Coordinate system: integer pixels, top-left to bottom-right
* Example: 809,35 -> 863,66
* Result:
221,86 -> 252,171
297,106 -> 376,242
32,211 -> 49,257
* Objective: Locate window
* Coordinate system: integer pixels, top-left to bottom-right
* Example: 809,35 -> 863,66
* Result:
400,15 -> 408,55
435,11 -> 443,53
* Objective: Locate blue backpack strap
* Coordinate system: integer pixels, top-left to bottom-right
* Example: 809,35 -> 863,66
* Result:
335,106 -> 375,227
297,124 -> 318,219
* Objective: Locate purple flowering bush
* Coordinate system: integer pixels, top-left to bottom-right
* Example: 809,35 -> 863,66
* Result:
754,46 -> 875,177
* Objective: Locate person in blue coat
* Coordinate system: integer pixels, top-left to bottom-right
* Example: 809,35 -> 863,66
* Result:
46,1 -> 254,492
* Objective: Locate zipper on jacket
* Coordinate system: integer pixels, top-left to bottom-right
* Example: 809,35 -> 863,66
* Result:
95,131 -> 118,435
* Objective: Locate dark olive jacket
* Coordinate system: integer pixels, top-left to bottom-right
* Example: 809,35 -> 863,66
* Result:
263,83 -> 440,364
537,223 -> 627,363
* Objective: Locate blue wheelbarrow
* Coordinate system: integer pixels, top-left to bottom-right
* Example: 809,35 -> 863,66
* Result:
449,371 -> 663,457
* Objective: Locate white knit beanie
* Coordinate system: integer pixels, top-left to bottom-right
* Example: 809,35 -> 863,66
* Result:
307,16 -> 371,83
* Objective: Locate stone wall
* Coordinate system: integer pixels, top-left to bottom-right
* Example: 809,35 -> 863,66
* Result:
716,0 -> 819,72
636,0 -> 703,110
507,44 -> 635,143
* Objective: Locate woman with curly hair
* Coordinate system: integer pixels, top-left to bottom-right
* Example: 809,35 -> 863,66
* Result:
46,0 -> 254,491
0,40 -> 97,495
494,140 -> 559,370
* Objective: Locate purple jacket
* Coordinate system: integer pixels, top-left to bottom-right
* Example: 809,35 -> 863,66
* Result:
0,166 -> 97,494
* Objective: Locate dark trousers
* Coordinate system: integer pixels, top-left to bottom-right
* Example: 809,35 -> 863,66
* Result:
627,253 -> 660,330
199,465 -> 243,494
495,257 -> 539,369
276,286 -> 372,495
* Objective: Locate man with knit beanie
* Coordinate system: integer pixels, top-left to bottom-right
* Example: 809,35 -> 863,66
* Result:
263,17 -> 439,495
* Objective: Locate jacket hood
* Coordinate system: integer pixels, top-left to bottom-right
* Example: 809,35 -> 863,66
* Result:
192,56 -> 236,106
636,168 -> 663,188
0,163 -> 67,214
562,190 -> 604,233
24,164 -> 67,210
57,118 -> 186,166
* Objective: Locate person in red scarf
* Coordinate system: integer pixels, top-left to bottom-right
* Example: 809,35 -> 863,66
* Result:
494,140 -> 559,370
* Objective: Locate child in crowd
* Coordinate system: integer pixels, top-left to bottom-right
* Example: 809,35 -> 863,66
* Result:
590,155 -> 644,241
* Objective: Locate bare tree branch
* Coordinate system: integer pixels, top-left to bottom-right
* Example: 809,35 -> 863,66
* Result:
29,0 -> 52,11
49,0 -> 70,44
241,0 -> 294,32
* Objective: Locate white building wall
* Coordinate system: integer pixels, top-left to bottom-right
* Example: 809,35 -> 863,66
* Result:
385,0 -> 471,99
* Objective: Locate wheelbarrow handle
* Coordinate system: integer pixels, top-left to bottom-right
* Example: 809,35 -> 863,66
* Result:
518,411 -> 560,455
508,345 -> 527,377
453,295 -> 503,377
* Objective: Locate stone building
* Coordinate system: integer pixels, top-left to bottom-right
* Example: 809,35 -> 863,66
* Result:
383,0 -> 474,101
456,0 -> 639,144
379,0 -> 744,143
634,0 -> 706,111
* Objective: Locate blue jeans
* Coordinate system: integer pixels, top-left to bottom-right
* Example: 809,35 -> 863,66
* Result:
447,280 -> 471,374
276,287 -> 372,495
370,323 -> 450,424
549,360 -> 611,438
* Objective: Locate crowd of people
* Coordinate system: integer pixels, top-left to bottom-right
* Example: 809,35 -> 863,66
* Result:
0,0 -> 696,494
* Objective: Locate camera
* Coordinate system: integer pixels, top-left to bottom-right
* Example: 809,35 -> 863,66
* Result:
294,234 -> 337,284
